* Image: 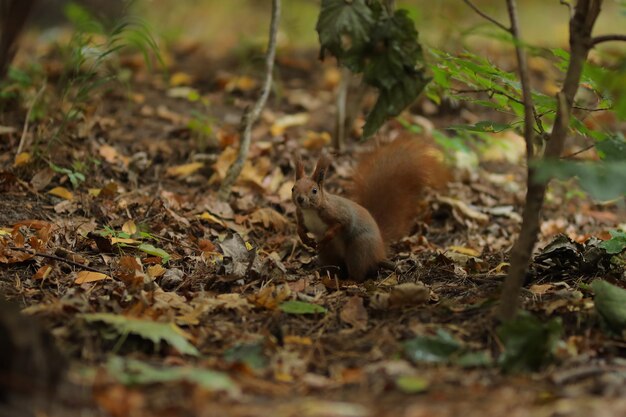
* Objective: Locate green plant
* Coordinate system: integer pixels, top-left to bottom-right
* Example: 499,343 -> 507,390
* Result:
50,162 -> 86,189
51,2 -> 162,144
316,0 -> 429,138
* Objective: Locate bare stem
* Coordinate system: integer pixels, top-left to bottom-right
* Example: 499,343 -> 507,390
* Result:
17,82 -> 46,155
498,0 -> 603,321
462,0 -> 510,32
592,34 -> 626,45
218,0 -> 281,200
8,246 -> 108,275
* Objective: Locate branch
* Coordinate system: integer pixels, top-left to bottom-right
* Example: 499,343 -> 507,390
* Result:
498,0 -> 602,321
218,0 -> 281,200
592,34 -> 626,45
505,0 -> 536,160
17,82 -> 46,155
8,246 -> 108,275
462,0 -> 510,32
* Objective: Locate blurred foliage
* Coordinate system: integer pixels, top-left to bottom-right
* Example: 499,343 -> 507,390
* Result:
497,312 -> 563,373
592,280 -> 626,337
317,0 -> 429,137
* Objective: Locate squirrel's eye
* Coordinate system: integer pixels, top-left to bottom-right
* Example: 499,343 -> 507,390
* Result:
312,188 -> 318,194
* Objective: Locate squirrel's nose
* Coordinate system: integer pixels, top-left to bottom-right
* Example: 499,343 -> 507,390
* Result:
297,196 -> 304,205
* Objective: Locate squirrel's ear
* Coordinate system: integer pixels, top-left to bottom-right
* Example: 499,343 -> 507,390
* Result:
294,156 -> 304,180
312,153 -> 331,186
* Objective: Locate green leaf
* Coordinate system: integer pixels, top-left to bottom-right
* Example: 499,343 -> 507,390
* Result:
599,230 -> 626,254
224,342 -> 267,369
596,132 -> 626,162
592,280 -> 626,335
395,375 -> 429,394
455,351 -> 494,368
497,312 -> 562,373
404,330 -> 462,364
361,9 -> 429,137
137,243 -> 171,263
279,300 -> 327,315
106,357 -> 238,394
82,313 -> 199,356
316,0 -> 374,64
534,160 -> 626,200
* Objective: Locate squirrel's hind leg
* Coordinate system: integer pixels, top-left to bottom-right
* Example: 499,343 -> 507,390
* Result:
346,237 -> 385,282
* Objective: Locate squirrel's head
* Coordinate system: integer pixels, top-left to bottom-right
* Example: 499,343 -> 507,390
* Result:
292,153 -> 330,210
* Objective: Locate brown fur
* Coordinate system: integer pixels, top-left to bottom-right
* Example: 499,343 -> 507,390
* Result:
351,136 -> 447,243
292,136 -> 446,281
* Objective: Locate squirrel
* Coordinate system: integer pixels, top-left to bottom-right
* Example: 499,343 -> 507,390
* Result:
292,136 -> 447,282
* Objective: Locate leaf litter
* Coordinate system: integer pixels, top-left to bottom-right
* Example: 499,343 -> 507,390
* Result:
0,25 -> 625,417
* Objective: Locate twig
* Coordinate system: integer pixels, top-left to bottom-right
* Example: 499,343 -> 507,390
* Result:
560,143 -> 595,159
506,0 -> 536,160
498,0 -> 602,321
16,82 -> 46,155
8,246 -> 108,274
218,0 -> 281,200
334,67 -> 349,151
462,0 -> 510,32
592,34 -> 626,45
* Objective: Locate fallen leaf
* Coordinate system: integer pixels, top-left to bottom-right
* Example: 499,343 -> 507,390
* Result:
33,264 -> 53,280
30,167 -> 55,191
166,162 -> 204,178
75,270 -> 109,284
248,207 -> 289,231
447,246 -> 481,257
82,313 -> 199,356
248,284 -> 291,310
279,300 -> 326,315
122,220 -> 137,235
48,186 -> 74,200
147,264 -> 166,278
301,130 -> 331,150
388,282 -> 430,308
339,296 -> 368,331
270,113 -> 309,136
14,152 -> 31,167
169,71 -> 193,86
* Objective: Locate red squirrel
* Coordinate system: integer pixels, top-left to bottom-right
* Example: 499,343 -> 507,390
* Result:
292,136 -> 447,282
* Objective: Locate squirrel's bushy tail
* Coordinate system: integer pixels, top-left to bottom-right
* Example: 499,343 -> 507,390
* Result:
351,136 -> 447,244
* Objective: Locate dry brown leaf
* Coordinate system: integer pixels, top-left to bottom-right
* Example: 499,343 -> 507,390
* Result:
248,284 -> 291,310
388,282 -> 430,308
147,264 -> 166,278
122,220 -> 137,235
99,145 -> 120,164
33,264 -> 53,280
248,207 -> 289,231
169,71 -> 193,86
301,130 -> 331,150
437,195 -> 489,224
75,271 -> 109,284
13,152 -> 31,167
447,246 -> 481,257
530,284 -> 554,296
270,113 -> 309,136
284,335 -> 313,345
166,162 -> 204,178
30,167 -> 55,191
224,75 -> 257,92
48,186 -> 74,200
339,296 -> 368,331
198,211 -> 226,227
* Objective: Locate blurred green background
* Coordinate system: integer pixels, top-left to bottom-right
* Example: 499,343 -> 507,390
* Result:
130,0 -> 625,53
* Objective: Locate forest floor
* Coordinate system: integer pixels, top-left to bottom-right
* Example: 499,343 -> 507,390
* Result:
1,34 -> 626,417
